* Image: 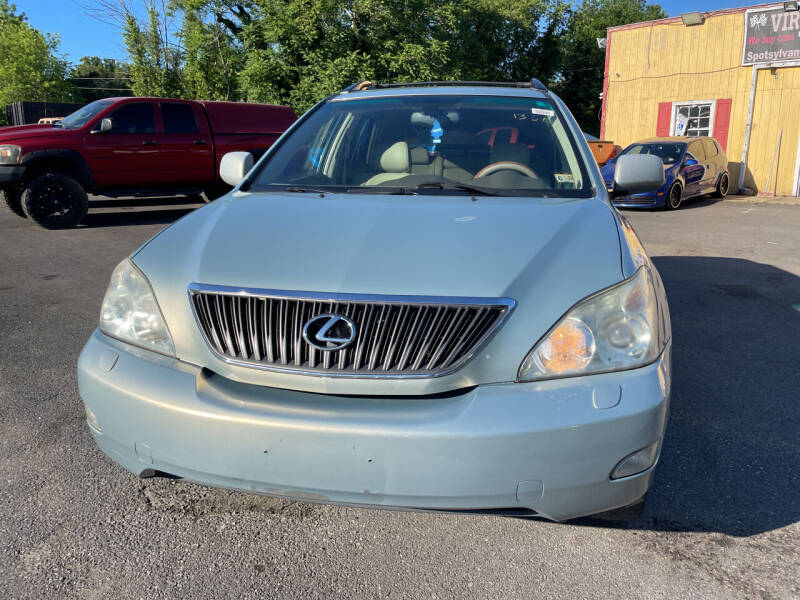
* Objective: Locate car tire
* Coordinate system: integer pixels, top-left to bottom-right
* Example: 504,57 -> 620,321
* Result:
21,173 -> 89,229
712,172 -> 729,198
666,183 -> 682,210
1,188 -> 26,218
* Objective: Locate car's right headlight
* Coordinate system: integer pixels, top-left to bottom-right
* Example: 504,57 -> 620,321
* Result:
0,145 -> 21,165
99,259 -> 174,355
518,266 -> 666,381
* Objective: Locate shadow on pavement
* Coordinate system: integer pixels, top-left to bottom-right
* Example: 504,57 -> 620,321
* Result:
77,196 -> 202,228
618,195 -> 724,212
80,208 -> 197,228
581,255 -> 800,537
88,196 -> 202,210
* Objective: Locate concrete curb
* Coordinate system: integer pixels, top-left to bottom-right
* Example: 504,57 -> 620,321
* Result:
724,195 -> 800,206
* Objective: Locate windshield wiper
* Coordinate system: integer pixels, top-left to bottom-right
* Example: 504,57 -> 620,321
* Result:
350,186 -> 418,195
279,186 -> 331,194
410,181 -> 504,196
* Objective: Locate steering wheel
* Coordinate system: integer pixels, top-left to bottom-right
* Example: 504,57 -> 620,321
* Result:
474,161 -> 539,179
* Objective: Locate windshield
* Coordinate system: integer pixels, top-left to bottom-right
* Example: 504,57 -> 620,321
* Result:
620,142 -> 684,166
247,95 -> 590,197
59,99 -> 114,130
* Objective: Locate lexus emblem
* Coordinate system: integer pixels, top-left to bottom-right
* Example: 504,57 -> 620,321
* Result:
302,314 -> 357,351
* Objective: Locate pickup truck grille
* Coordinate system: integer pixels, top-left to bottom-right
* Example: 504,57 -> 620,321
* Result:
189,284 -> 514,378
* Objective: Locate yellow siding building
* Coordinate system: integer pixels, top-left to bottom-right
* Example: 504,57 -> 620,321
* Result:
601,2 -> 800,196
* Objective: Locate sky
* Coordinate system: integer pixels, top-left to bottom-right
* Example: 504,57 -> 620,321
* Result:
16,0 -> 769,64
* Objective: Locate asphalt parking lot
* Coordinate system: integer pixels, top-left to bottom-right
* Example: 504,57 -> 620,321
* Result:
1,196 -> 798,599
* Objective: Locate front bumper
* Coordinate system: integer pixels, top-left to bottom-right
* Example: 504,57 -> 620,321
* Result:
0,165 -> 24,187
609,191 -> 665,209
78,330 -> 671,521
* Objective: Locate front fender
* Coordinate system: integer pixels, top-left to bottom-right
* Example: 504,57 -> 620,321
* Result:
20,149 -> 94,189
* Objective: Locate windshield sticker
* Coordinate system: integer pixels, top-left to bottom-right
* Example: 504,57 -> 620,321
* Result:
554,173 -> 574,184
531,107 -> 555,117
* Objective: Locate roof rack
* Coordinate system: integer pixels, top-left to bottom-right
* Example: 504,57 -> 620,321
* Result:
341,79 -> 549,93
342,80 -> 375,92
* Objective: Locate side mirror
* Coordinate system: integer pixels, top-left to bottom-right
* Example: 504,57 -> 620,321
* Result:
92,118 -> 113,134
611,154 -> 664,197
684,158 -> 698,166
220,151 -> 254,187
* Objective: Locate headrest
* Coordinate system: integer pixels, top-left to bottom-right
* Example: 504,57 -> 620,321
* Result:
490,143 -> 530,165
410,147 -> 430,165
380,141 -> 410,173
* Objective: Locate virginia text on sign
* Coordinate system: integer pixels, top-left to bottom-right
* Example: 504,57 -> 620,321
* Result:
742,5 -> 800,65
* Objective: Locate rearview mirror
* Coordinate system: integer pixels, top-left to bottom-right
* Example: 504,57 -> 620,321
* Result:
220,151 -> 254,187
611,154 -> 665,198
99,118 -> 113,133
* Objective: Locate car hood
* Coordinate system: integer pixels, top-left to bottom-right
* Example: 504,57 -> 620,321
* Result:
0,124 -> 73,143
133,192 -> 626,394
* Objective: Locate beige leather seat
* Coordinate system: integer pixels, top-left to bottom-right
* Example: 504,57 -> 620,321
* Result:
364,142 -> 411,185
410,147 -> 437,176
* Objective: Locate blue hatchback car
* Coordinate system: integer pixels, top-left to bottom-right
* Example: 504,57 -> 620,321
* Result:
601,137 -> 729,209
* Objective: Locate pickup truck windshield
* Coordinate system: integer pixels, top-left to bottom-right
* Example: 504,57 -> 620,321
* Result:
248,95 -> 590,197
59,99 -> 114,130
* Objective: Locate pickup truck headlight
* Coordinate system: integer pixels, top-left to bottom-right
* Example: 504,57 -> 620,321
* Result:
0,145 -> 21,165
518,266 -> 665,381
99,259 -> 174,355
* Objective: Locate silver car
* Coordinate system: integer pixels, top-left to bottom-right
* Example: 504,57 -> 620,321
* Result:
78,81 -> 671,521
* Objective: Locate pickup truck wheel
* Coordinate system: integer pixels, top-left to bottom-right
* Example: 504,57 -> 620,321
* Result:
21,173 -> 89,229
1,188 -> 26,218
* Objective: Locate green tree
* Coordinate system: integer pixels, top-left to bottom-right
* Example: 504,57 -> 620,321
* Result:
70,56 -> 132,103
554,0 -> 666,135
0,0 -> 74,124
123,4 -> 183,97
225,0 -> 568,112
180,6 -> 243,100
110,0 -> 667,123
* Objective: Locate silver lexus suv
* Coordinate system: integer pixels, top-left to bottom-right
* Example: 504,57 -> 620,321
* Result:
78,80 -> 671,521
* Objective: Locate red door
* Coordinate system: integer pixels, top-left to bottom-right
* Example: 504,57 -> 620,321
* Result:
83,101 -> 162,188
156,101 -> 214,185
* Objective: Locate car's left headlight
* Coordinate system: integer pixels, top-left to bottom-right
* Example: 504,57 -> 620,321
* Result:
99,259 -> 174,355
0,145 -> 21,165
518,266 -> 666,381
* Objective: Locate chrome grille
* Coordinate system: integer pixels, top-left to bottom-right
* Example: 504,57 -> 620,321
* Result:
189,284 -> 514,378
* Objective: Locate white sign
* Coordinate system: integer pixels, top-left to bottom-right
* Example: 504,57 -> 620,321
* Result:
674,113 -> 689,136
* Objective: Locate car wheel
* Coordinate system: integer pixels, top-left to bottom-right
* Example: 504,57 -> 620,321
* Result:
713,172 -> 729,198
21,173 -> 89,229
1,188 -> 26,218
666,183 -> 682,210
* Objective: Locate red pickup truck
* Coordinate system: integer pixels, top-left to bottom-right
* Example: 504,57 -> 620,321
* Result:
0,97 -> 296,228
